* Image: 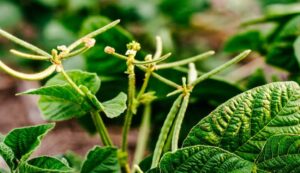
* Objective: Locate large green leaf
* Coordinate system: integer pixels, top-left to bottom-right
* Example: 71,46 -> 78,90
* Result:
81,146 -> 120,173
159,145 -> 255,173
4,124 -> 54,162
19,156 -> 72,173
20,70 -> 100,121
101,92 -> 127,118
256,134 -> 300,172
0,142 -> 15,169
183,82 -> 300,161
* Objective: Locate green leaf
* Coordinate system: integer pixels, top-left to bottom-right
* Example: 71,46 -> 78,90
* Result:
183,82 -> 300,161
246,68 -> 267,89
20,70 -> 100,121
294,36 -> 300,66
159,145 -> 255,173
101,92 -> 127,118
61,151 -> 83,172
224,30 -> 264,53
0,142 -> 15,169
23,85 -> 93,121
278,14 -> 300,38
19,156 -> 72,173
46,70 -> 100,94
266,41 -> 299,72
256,134 -> 300,172
4,123 -> 55,162
265,3 -> 300,19
81,146 -> 120,173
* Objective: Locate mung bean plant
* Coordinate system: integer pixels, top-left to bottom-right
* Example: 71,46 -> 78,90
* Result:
0,19 -> 300,173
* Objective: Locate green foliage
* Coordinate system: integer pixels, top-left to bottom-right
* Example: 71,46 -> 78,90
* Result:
61,151 -> 83,172
159,0 -> 210,24
183,82 -> 300,160
151,82 -> 300,172
294,36 -> 300,66
80,16 -> 133,76
245,68 -> 267,89
0,124 -> 72,173
81,146 -> 120,173
256,134 -> 300,172
0,142 -> 15,169
19,156 -> 72,173
225,4 -> 300,73
101,92 -> 127,118
224,30 -> 264,53
20,70 -> 100,121
159,145 -> 255,173
4,124 -> 54,162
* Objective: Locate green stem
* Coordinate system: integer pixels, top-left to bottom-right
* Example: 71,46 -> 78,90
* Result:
156,51 -> 215,70
91,111 -> 113,146
138,65 -> 181,89
0,29 -> 51,58
133,53 -> 171,65
122,54 -> 136,151
133,165 -> 144,173
171,93 -> 190,151
106,51 -> 180,89
62,46 -> 89,59
60,68 -> 113,146
137,70 -> 152,100
132,103 -> 151,170
67,19 -> 120,51
190,50 -> 250,87
108,51 -> 171,65
151,95 -> 183,168
10,49 -> 50,60
60,68 -> 85,96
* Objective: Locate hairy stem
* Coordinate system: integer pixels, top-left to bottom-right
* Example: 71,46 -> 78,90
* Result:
122,54 -> 136,152
91,111 -> 113,146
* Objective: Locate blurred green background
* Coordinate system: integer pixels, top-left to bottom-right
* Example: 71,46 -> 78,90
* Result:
1,0 -> 300,151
